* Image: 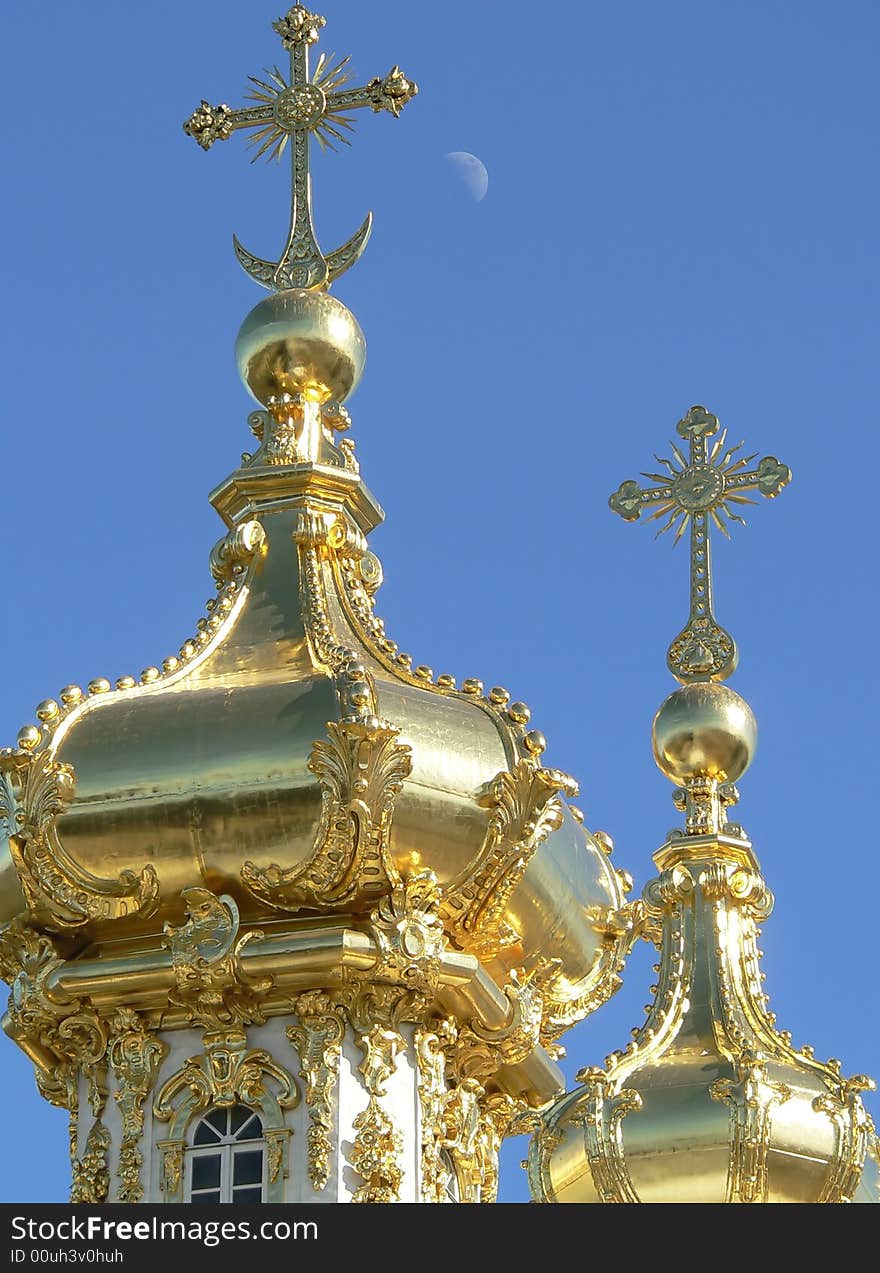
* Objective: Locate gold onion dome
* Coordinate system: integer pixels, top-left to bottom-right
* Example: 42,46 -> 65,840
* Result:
528,406 -> 879,1203
0,6 -> 632,1139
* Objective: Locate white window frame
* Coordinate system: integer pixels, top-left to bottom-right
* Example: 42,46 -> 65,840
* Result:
184,1106 -> 268,1204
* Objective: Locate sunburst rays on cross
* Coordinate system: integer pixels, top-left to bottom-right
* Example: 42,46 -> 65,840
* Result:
640,429 -> 761,544
243,52 -> 356,160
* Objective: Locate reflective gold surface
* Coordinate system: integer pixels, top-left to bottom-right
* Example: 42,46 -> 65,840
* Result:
40,484 -> 621,1003
236,288 -> 366,403
1,384 -> 625,1036
529,837 -> 877,1202
652,681 -> 757,784
530,406 -> 877,1204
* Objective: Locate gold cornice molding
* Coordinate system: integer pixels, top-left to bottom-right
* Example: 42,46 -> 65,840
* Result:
209,456 -> 383,533
7,908 -> 564,1107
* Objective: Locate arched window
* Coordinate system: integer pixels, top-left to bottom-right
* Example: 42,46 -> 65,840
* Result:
185,1104 -> 266,1204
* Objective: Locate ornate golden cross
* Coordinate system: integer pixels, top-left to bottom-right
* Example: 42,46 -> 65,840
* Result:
184,5 -> 418,291
609,405 -> 791,683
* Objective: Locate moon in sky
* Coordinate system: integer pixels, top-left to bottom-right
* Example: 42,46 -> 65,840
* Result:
445,151 -> 489,202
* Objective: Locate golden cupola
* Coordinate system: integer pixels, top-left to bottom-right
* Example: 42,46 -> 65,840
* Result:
0,7 -> 633,1206
527,405 -> 880,1204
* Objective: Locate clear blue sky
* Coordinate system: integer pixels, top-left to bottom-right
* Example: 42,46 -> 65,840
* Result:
0,1 -> 877,1204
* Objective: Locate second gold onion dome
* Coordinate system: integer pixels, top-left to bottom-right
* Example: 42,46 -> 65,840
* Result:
528,405 -> 879,1203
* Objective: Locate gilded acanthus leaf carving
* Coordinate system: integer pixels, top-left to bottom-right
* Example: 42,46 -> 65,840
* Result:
160,1143 -> 183,1197
162,888 -> 273,1029
454,970 -> 544,1083
37,1061 -> 80,1181
441,760 -> 578,958
108,1008 -> 167,1203
3,924 -> 107,1079
287,991 -> 346,1192
70,1066 -> 111,1206
241,718 -> 412,913
349,1024 -> 406,1203
70,1118 -> 110,1205
0,746 -> 158,928
415,1020 -> 515,1204
350,1097 -> 404,1203
0,917 -> 56,986
415,1023 -> 457,1202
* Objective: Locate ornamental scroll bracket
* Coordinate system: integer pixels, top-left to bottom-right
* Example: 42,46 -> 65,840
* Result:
575,1068 -> 643,1203
162,888 -> 274,1030
453,968 -> 544,1084
2,920 -> 107,1084
0,745 -> 158,929
813,1075 -> 878,1204
415,1020 -> 515,1205
241,717 -> 412,913
209,519 -> 267,585
363,869 -> 447,995
440,759 -> 578,960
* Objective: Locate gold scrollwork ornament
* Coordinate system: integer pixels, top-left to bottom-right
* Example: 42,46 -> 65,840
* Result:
0,746 -> 157,928
108,1008 -> 167,1203
287,991 -> 346,1192
242,718 -> 412,912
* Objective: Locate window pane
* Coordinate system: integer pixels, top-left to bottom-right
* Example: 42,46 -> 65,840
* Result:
230,1105 -> 254,1136
193,1120 -> 222,1146
191,1190 -> 222,1204
232,1186 -> 262,1204
234,1113 -> 263,1142
191,1155 -> 221,1189
206,1108 -> 229,1136
233,1149 -> 263,1185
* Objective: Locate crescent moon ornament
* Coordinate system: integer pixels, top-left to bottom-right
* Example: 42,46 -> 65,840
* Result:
326,212 -> 374,284
184,8 -> 418,291
445,150 -> 489,202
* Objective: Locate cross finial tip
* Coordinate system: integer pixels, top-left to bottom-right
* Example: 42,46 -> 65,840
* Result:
273,6 -> 326,49
676,405 -> 719,440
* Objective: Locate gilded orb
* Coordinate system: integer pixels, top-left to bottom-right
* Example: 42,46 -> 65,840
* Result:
652,681 -> 757,784
235,288 -> 366,405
